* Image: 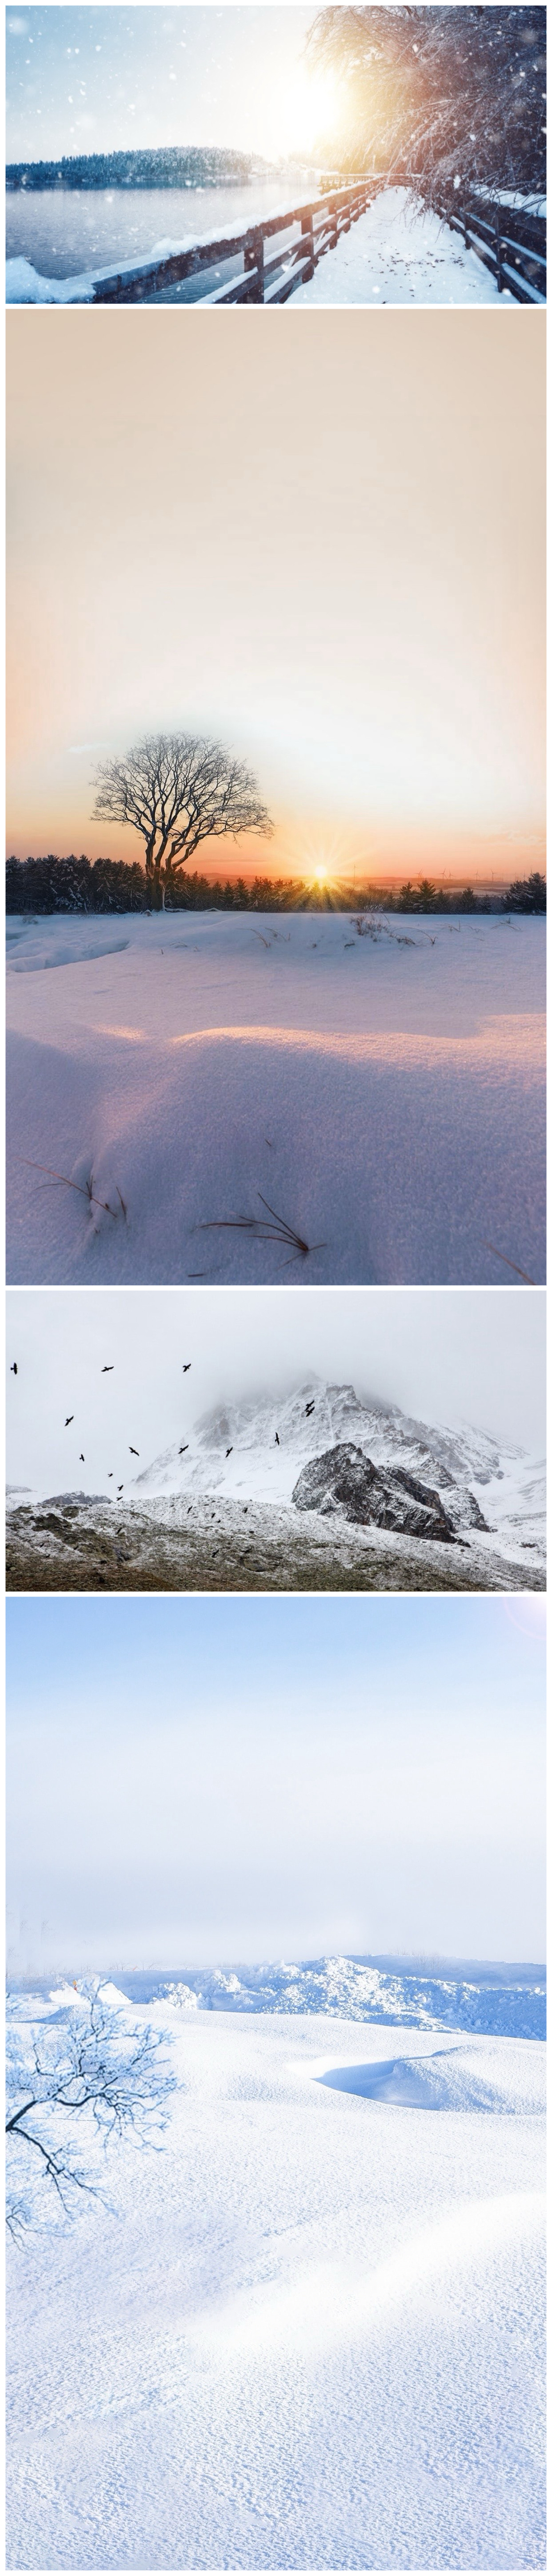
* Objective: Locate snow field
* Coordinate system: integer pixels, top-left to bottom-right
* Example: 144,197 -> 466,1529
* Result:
6,2000 -> 545,2570
6,914 -> 545,1286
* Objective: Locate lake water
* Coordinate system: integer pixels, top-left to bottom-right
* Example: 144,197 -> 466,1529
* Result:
6,178 -> 311,288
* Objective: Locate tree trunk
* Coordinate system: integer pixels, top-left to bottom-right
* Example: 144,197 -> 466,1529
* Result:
146,864 -> 164,912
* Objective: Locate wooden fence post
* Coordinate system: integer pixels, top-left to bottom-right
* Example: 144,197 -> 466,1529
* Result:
495,212 -> 503,293
300,207 -> 315,279
328,193 -> 338,249
244,227 -> 264,302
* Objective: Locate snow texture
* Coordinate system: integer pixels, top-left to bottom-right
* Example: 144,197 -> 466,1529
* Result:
6,912 -> 545,1287
6,1987 -> 545,2570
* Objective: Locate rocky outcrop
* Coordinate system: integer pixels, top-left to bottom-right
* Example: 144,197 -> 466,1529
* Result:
292,1444 -> 459,1543
440,1485 -> 490,1533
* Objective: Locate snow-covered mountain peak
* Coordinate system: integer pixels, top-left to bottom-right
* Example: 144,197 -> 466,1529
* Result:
131,1379 -> 539,1553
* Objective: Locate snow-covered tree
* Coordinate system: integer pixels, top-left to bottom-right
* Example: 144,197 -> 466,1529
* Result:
6,1985 -> 176,2238
92,732 -> 273,909
306,7 -> 546,204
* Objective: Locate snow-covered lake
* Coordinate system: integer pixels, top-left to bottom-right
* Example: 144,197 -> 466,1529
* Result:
6,911 -> 545,1287
6,1984 -> 545,2569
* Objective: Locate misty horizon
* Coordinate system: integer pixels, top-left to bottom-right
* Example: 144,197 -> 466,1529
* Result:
6,1595 -> 546,1972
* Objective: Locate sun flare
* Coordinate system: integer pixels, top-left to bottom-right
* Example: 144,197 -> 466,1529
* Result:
275,65 -> 340,157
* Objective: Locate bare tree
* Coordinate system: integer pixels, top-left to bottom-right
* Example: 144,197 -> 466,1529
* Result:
6,1984 -> 176,2238
306,7 -> 546,207
92,733 -> 273,909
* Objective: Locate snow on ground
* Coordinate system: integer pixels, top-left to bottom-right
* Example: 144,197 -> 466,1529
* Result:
6,1991 -> 545,2570
294,187 -> 510,305
5,187 -> 516,307
6,914 -> 545,1287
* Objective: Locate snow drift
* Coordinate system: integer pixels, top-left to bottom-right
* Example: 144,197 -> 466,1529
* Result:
6,1993 -> 545,2570
6,913 -> 545,1287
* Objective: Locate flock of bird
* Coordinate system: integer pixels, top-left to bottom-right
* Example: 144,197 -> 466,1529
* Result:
8,1359 -> 321,1502
8,1358 -> 194,1496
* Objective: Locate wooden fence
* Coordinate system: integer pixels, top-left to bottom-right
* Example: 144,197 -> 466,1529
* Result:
91,179 -> 380,305
88,174 -> 545,307
433,193 -> 546,304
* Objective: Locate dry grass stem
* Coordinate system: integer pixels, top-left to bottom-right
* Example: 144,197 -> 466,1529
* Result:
200,1193 -> 325,1261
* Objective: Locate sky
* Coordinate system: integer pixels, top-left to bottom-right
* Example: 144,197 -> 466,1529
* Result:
6,1593 -> 546,1972
6,307 -> 545,885
5,1284 -> 546,1500
6,6 -> 324,167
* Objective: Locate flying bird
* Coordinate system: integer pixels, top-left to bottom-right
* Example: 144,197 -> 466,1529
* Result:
182,1363 -> 192,1374
129,1446 -> 139,1456
275,1432 -> 280,1445
65,1416 -> 73,1428
101,1366 -> 114,1374
80,1454 -> 84,1463
305,1402 -> 315,1417
226,1447 -> 233,1459
108,1472 -> 113,1479
10,1363 -> 17,1376
117,1484 -> 124,1494
179,1444 -> 189,1456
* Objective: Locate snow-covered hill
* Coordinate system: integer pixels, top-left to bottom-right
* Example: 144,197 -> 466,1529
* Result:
6,1992 -> 545,2571
133,1374 -> 545,1567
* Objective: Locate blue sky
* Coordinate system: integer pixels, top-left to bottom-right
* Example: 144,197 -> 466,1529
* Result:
6,7 -> 317,164
6,1595 -> 545,1973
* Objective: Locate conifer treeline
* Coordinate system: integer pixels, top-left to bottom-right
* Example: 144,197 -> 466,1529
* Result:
6,145 -> 261,192
5,856 -> 546,915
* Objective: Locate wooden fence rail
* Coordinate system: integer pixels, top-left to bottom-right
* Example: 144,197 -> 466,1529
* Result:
90,179 -> 380,305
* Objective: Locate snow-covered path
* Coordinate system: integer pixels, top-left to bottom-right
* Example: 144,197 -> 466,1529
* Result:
6,913 -> 545,1287
294,186 -> 508,305
6,2002 -> 545,2570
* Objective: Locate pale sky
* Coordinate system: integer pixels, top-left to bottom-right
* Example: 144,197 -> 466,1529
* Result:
6,7 -> 321,166
6,308 -> 545,882
5,1285 -> 546,1499
6,1595 -> 546,1972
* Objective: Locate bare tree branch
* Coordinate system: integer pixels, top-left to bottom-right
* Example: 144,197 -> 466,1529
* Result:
6,1984 -> 176,2239
92,733 -> 273,906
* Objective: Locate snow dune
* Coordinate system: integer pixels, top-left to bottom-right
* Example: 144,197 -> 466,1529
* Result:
6,913 -> 545,1286
6,1997 -> 545,2570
